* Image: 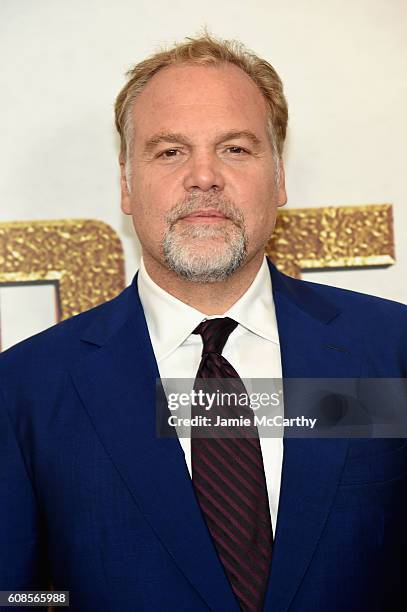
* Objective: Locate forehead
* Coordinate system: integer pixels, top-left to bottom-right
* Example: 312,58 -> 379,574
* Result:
131,63 -> 269,139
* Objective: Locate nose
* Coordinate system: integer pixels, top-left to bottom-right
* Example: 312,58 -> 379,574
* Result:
183,152 -> 225,193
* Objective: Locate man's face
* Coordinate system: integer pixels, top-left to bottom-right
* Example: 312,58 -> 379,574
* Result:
120,62 -> 287,282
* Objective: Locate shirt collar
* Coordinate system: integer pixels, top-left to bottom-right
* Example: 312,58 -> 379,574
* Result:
137,255 -> 279,363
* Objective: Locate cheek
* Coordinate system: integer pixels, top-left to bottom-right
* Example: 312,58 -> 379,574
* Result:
129,188 -> 170,248
245,185 -> 278,227
133,170 -> 178,218
248,213 -> 276,246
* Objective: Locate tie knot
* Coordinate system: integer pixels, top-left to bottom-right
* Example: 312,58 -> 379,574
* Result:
192,317 -> 238,356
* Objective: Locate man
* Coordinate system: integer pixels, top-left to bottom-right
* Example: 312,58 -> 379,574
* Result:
1,33 -> 406,612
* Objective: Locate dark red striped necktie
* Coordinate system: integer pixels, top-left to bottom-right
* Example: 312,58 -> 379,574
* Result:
191,317 -> 272,612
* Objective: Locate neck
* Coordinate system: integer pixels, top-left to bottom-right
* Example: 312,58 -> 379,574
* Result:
142,251 -> 265,315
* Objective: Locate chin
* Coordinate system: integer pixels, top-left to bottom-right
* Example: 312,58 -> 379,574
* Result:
163,245 -> 246,283
161,221 -> 248,282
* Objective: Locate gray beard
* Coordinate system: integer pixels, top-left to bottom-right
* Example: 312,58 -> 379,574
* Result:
161,195 -> 248,283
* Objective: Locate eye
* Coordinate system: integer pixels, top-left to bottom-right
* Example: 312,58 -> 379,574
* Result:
225,146 -> 250,155
158,149 -> 181,158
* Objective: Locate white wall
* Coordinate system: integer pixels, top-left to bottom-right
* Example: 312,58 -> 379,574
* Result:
1,0 -> 406,327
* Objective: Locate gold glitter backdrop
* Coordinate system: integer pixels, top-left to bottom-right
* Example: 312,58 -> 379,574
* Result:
267,203 -> 395,278
0,219 -> 125,320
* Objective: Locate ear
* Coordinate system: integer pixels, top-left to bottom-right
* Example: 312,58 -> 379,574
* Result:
277,159 -> 287,207
119,155 -> 132,215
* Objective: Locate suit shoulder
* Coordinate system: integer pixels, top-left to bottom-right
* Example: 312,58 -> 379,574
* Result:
291,275 -> 406,351
279,274 -> 407,374
300,276 -> 406,314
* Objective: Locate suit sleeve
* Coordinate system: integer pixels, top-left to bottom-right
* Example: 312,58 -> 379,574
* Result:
0,386 -> 49,607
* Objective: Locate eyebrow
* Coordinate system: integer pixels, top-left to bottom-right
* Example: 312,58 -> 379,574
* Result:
142,129 -> 262,154
218,130 -> 262,148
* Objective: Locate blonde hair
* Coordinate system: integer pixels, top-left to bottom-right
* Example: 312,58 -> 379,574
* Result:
115,32 -> 288,173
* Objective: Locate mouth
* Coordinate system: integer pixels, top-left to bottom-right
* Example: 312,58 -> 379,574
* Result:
179,208 -> 229,223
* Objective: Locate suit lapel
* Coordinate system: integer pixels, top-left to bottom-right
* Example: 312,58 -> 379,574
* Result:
70,282 -> 239,612
263,260 -> 362,611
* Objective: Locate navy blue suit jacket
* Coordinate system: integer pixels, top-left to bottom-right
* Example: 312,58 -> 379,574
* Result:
1,259 -> 406,611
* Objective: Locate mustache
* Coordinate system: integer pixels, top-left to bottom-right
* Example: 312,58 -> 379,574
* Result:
165,194 -> 245,228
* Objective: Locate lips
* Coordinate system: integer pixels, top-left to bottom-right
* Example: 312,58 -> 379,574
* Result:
180,208 -> 228,220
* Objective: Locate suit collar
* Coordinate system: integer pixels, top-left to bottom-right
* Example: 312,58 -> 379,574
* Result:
138,255 -> 280,363
80,257 -> 341,350
266,257 -> 341,325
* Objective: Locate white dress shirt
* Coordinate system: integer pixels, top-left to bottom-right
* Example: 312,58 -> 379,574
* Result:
137,255 -> 284,534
